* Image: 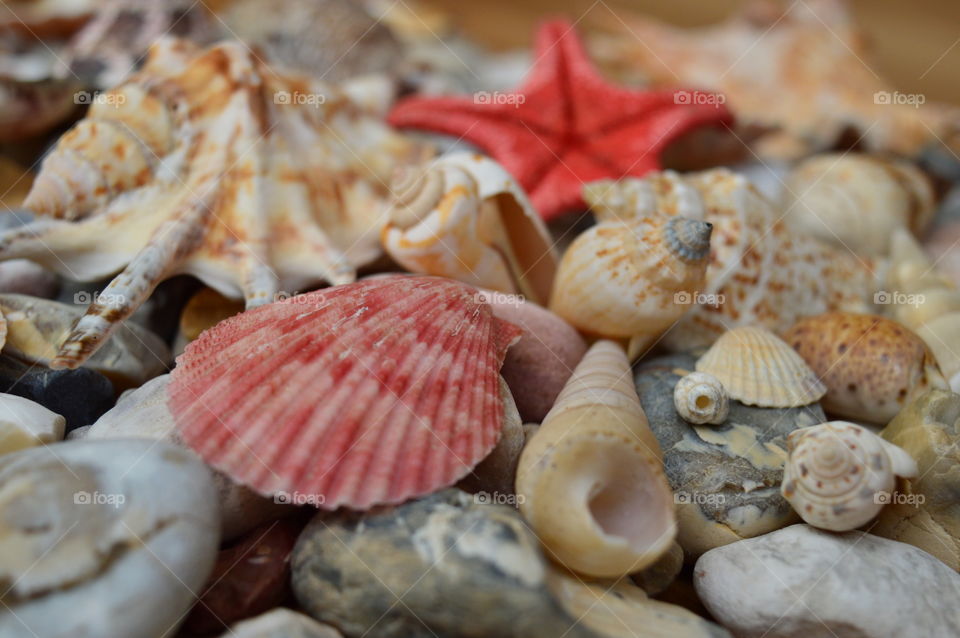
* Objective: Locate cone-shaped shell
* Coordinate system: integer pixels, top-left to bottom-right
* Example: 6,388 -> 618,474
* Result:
696,326 -> 826,408
673,371 -> 728,425
169,276 -> 522,511
781,421 -> 918,531
549,209 -> 711,357
382,152 -> 558,305
516,340 -> 677,577
784,312 -> 948,424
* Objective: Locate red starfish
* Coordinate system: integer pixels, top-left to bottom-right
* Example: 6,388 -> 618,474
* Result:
388,20 -> 734,221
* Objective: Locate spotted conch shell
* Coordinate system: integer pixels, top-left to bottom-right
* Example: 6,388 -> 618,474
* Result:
0,37 -> 429,369
584,169 -> 884,351
549,193 -> 711,358
382,152 -> 558,305
781,421 -> 918,532
885,229 -> 960,392
516,340 -> 677,578
781,154 -> 936,258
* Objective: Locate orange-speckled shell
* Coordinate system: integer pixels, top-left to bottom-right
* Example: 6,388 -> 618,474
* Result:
0,37 -> 430,369
784,312 -> 949,425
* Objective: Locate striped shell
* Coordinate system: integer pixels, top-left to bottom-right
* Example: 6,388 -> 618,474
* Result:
168,276 -> 522,511
696,326 -> 826,408
382,152 -> 558,305
781,421 -> 918,531
673,371 -> 728,425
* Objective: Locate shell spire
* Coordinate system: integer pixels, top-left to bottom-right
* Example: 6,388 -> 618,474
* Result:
516,340 -> 677,578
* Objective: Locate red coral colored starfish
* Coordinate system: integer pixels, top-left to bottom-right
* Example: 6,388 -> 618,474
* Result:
388,20 -> 734,220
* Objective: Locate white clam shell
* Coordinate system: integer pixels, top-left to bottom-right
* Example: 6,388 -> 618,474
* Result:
781,421 -> 919,531
696,326 -> 826,408
673,371 -> 729,425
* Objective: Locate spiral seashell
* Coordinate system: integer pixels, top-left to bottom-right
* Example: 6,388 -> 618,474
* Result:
782,153 -> 936,257
884,228 -> 960,392
549,205 -> 711,358
696,326 -> 826,408
516,340 -> 677,578
382,153 -> 558,305
781,421 -> 918,531
673,371 -> 728,425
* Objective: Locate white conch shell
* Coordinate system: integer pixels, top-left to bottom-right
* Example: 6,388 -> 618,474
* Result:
673,371 -> 729,425
696,326 -> 826,408
516,340 -> 677,578
584,170 -> 884,351
0,37 -> 430,369
781,421 -> 919,532
885,228 -> 960,392
0,394 -> 65,455
781,154 -> 935,258
382,152 -> 558,305
549,187 -> 711,357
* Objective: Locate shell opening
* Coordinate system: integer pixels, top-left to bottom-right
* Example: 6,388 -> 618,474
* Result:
695,395 -> 712,409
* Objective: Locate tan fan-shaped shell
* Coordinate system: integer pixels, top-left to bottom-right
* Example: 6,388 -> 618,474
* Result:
549,197 -> 711,357
516,340 -> 677,578
673,371 -> 728,425
0,37 -> 429,369
781,421 -> 918,531
382,152 -> 558,305
584,170 -> 883,351
885,228 -> 960,393
782,154 -> 936,257
696,326 -> 826,408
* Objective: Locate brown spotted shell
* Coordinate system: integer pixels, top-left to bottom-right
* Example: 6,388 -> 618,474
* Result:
781,421 -> 918,531
784,312 -> 949,425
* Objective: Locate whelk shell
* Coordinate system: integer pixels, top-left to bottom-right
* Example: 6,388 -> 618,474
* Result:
673,371 -> 728,425
169,276 -> 522,511
516,340 -> 677,578
0,37 -> 430,369
781,421 -> 918,532
382,152 -> 558,305
696,326 -> 826,408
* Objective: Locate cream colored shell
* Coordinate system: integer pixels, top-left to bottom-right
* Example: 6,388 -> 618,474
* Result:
516,340 -> 676,578
549,187 -> 711,358
0,394 -> 65,455
885,228 -> 960,392
673,371 -> 729,425
381,152 -> 558,305
782,154 -> 935,258
696,326 -> 826,408
781,421 -> 918,532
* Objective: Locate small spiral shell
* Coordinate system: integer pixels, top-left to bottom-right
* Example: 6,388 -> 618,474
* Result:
673,371 -> 729,425
781,421 -> 918,531
664,217 -> 712,262
386,163 -> 447,230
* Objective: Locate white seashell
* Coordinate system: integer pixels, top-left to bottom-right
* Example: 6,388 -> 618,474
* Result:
673,371 -> 729,425
781,421 -> 919,531
0,393 -> 65,455
382,152 -> 558,305
782,153 -> 936,257
696,326 -> 826,408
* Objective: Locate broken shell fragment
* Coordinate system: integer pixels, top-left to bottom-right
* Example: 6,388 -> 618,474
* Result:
516,340 -> 677,577
781,421 -> 918,532
382,152 -> 558,305
673,371 -> 729,425
696,326 -> 826,408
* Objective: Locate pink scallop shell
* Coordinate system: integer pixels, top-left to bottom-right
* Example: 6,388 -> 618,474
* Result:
168,276 -> 522,510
